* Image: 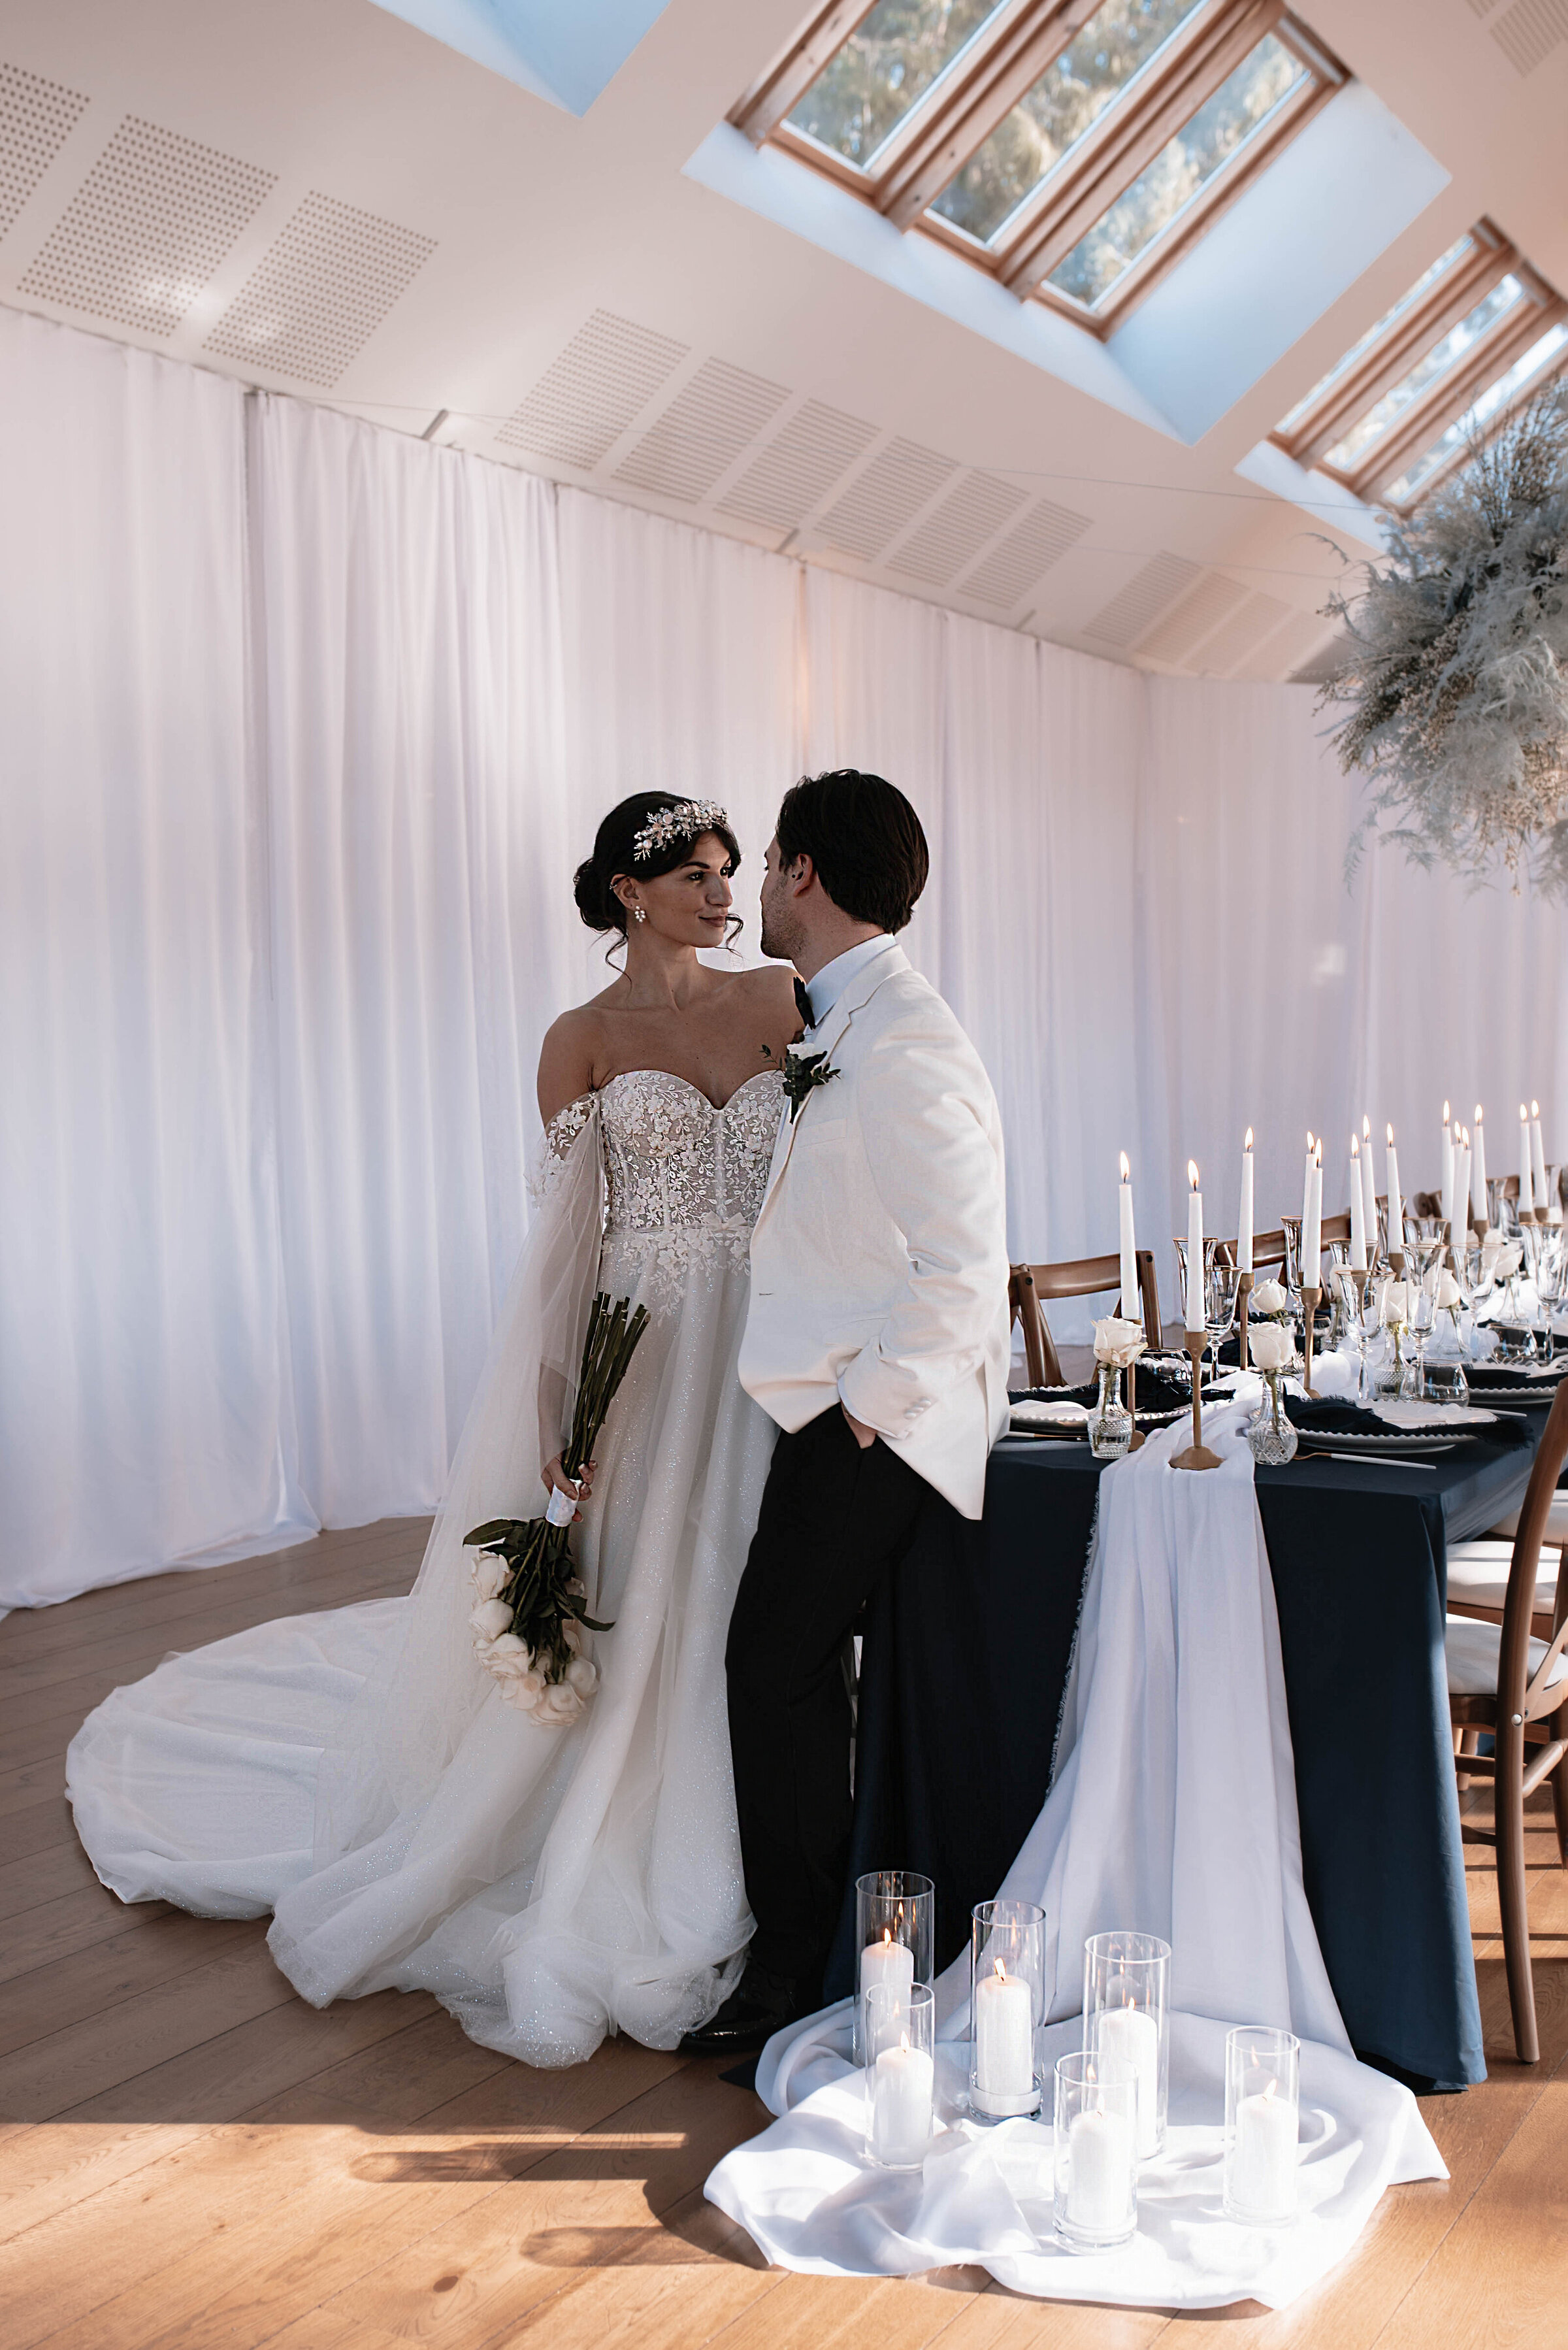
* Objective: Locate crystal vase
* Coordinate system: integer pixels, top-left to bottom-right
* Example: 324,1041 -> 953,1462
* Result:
1247,1368 -> 1298,1465
1088,1363 -> 1133,1461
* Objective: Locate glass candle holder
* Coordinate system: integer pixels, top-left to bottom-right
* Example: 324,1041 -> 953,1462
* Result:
1053,2051 -> 1138,2252
1082,1931 -> 1171,2159
1224,2025 -> 1300,2226
969,1898 -> 1044,2121
864,1981 -> 935,2170
853,1870 -> 934,2065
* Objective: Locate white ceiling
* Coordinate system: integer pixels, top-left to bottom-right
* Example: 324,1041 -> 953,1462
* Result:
2,0 -> 1565,680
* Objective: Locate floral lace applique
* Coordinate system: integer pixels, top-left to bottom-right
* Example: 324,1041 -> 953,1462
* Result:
529,1093 -> 596,1206
598,1068 -> 783,1313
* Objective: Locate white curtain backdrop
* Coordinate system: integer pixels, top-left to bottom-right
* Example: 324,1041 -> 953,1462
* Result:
5,304 -> 1565,1607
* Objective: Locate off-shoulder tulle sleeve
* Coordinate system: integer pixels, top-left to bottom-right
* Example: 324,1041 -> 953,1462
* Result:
306,1098 -> 604,1861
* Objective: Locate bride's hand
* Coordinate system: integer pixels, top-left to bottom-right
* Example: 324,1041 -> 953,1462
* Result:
544,1454 -> 596,1519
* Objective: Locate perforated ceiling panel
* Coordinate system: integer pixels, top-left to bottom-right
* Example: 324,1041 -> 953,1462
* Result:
1085,553 -> 1201,648
613,359 -> 789,505
497,309 -> 688,469
889,471 -> 1025,587
1135,572 -> 1247,667
817,439 -> 955,563
716,399 -> 876,531
18,115 -> 274,336
959,497 -> 1090,610
1490,0 -> 1568,71
0,61 -> 89,240
205,192 -> 434,386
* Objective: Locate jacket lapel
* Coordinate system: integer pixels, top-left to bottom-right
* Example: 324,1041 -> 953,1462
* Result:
756,941 -> 909,1219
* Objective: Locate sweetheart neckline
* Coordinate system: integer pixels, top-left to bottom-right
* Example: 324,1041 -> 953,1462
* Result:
598,1067 -> 782,1117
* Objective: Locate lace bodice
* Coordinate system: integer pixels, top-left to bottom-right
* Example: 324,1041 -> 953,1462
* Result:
540,1068 -> 785,1308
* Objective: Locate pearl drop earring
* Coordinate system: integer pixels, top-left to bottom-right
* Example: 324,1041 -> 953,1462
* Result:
633,904 -> 646,924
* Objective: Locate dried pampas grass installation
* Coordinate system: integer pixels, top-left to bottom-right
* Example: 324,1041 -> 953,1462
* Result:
1318,381 -> 1568,894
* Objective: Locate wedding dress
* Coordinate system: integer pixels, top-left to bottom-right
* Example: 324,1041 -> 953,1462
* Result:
67,1068 -> 785,2065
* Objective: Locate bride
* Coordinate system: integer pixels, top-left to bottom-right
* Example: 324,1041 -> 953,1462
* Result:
67,792 -> 800,2066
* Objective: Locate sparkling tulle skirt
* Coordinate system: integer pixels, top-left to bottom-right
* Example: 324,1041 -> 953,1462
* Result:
66,1223 -> 775,2066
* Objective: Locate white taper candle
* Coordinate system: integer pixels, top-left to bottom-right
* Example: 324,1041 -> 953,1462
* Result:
1186,1163 -> 1204,1331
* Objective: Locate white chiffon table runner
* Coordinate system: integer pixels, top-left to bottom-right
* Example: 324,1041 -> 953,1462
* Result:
706,1405 -> 1446,2309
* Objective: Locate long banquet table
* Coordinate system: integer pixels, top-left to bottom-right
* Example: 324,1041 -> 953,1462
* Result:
829,1407 -> 1548,2093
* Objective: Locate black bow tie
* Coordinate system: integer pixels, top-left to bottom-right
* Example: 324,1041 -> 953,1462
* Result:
793,977 -> 814,1028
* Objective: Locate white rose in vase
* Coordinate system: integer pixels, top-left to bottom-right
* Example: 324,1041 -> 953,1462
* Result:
1091,1314 -> 1147,1370
1250,1278 -> 1288,1316
1435,1269 -> 1463,1310
1380,1280 -> 1409,1326
1249,1321 -> 1296,1373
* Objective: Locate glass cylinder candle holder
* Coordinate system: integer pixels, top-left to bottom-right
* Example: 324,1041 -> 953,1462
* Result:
1082,1931 -> 1171,2159
853,1870 -> 934,2065
1224,2026 -> 1300,2226
969,1898 -> 1044,2121
864,1981 -> 935,2170
1053,2051 -> 1138,2253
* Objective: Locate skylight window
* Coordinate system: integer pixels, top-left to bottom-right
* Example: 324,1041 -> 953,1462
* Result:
1046,30 -> 1305,308
930,0 -> 1205,246
1384,322 -> 1568,506
1268,218 -> 1567,507
1274,234 -> 1473,435
732,0 -> 1347,336
785,0 -> 1007,171
1320,274 -> 1526,472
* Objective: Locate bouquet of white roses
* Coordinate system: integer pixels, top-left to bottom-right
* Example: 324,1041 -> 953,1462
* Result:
465,1291 -> 649,1728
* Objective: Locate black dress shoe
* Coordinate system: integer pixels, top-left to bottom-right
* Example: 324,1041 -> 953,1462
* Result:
678,1965 -> 804,2057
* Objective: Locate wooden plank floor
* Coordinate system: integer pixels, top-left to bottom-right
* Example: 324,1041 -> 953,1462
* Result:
2,1523 -> 1563,2350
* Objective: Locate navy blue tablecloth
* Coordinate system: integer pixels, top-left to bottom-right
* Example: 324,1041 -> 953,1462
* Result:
831,1412 -> 1543,2092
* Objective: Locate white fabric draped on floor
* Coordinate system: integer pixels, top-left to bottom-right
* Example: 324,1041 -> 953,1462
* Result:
5,300 -> 1567,1606
705,1406 -> 1445,2309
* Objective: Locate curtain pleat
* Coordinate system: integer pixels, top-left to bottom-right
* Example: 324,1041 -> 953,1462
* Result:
4,306 -> 1565,1606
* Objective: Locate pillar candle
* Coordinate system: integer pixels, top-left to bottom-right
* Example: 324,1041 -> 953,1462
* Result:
1119,1153 -> 1138,1329
860,1929 -> 915,2041
1238,1131 -> 1254,1274
1096,2005 -> 1160,2159
1185,1163 -> 1204,1331
871,2041 -> 934,2167
1348,1136 -> 1367,1270
975,1964 -> 1034,2099
1231,2083 -> 1297,2218
1386,1125 -> 1403,1249
1067,2106 -> 1134,2234
1442,1103 -> 1454,1223
1520,1105 -> 1535,1219
1531,1101 -> 1548,1214
1360,1116 -> 1378,1248
1473,1107 -> 1488,1225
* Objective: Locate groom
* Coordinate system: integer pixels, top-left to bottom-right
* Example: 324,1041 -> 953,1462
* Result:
681,769 -> 1011,2057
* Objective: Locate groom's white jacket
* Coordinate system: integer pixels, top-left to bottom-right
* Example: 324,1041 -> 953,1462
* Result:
738,940 -> 1010,1521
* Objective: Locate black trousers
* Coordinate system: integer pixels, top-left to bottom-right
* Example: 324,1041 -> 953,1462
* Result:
726,1404 -> 961,2002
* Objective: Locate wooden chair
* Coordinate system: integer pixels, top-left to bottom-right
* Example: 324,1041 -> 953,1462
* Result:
1009,1250 -> 1161,1389
1446,1374 -> 1568,2061
1217,1228 -> 1288,1276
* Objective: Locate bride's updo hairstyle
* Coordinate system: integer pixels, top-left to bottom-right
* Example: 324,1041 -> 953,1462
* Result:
574,791 -> 744,942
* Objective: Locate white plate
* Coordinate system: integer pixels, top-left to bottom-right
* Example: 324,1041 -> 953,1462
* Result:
1370,1402 -> 1499,1431
1297,1429 -> 1459,1457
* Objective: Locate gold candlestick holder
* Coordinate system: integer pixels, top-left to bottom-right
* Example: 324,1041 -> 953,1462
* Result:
1473,1216 -> 1490,1242
1235,1271 -> 1254,1370
1170,1331 -> 1221,1471
1300,1284 -> 1322,1397
1127,1351 -> 1147,1451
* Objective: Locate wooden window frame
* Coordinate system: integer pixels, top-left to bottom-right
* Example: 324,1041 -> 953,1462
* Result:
731,0 -> 1347,339
1379,341 -> 1568,516
1294,259 -> 1567,504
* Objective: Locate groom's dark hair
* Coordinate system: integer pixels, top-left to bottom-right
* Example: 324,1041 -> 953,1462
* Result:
776,770 -> 929,934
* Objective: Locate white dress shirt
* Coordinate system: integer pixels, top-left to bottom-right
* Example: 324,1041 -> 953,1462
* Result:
804,933 -> 893,1028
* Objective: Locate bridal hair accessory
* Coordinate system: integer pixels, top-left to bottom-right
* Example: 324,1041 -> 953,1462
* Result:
465,1291 -> 649,1726
782,1045 -> 840,1122
630,798 -> 730,865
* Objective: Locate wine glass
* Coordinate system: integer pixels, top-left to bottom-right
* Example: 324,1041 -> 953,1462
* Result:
1204,1261 -> 1241,1391
1534,1230 -> 1566,1366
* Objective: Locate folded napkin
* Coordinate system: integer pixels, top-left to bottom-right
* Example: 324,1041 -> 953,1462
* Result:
1371,1402 -> 1498,1430
1465,1358 -> 1567,1388
1285,1395 -> 1533,1447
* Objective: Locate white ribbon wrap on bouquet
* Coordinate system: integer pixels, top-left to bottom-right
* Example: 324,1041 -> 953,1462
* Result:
707,1404 -> 1446,2308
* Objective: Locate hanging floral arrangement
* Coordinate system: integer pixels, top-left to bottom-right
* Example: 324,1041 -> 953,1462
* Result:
1316,382 -> 1568,894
